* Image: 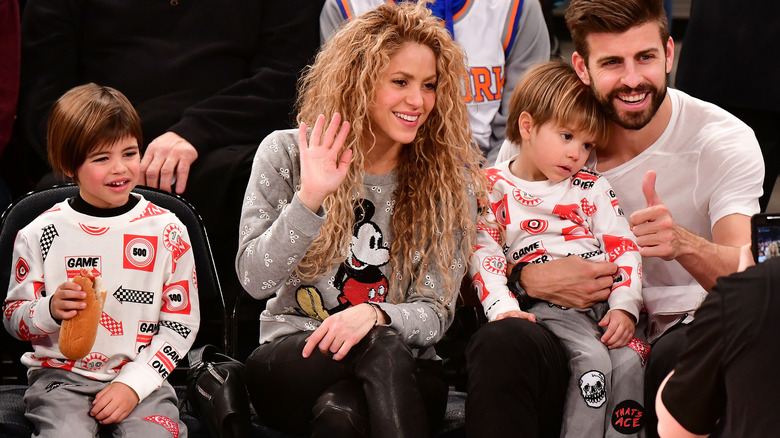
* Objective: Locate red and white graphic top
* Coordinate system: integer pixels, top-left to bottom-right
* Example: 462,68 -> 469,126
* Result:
470,160 -> 642,321
2,195 -> 199,402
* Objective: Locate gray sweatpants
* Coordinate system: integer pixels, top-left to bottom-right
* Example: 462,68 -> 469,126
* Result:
24,368 -> 186,438
530,302 -> 645,438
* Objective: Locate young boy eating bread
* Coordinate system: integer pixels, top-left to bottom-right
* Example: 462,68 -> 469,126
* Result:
3,83 -> 200,436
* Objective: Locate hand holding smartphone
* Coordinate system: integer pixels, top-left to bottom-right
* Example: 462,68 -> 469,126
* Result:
751,213 -> 780,263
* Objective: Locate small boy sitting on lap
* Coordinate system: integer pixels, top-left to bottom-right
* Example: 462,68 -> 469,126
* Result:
471,60 -> 646,437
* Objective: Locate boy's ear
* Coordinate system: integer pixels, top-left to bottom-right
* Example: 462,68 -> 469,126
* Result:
518,112 -> 534,141
60,168 -> 77,183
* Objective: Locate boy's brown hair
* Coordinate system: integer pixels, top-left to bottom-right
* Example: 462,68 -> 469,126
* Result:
565,0 -> 669,64
47,83 -> 142,182
506,60 -> 608,147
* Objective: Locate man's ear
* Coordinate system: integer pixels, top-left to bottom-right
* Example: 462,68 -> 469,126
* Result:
572,52 -> 591,86
518,112 -> 535,141
665,36 -> 674,74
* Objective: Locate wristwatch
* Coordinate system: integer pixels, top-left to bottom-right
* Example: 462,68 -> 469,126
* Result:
507,262 -> 538,310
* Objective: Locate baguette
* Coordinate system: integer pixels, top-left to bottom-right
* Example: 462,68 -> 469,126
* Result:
59,268 -> 106,360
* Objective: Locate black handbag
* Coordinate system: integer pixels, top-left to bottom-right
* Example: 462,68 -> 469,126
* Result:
186,344 -> 251,438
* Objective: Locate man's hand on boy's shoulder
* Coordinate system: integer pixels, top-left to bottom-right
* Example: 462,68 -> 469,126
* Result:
50,281 -> 87,322
90,382 -> 139,425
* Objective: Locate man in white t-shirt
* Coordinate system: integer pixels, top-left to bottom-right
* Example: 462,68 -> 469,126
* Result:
474,0 -> 764,436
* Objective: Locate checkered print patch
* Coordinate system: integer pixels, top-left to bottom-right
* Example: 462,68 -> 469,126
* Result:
477,222 -> 502,244
159,320 -> 191,339
580,197 -> 597,217
40,224 -> 58,261
113,287 -> 154,304
100,312 -> 124,336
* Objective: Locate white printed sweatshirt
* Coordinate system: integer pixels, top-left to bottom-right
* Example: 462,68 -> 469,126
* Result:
3,195 -> 199,402
470,160 -> 642,321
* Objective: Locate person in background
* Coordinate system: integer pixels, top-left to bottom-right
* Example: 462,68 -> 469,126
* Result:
12,0 -> 325,307
656,246 -> 780,437
320,0 -> 550,164
0,0 -> 20,211
675,0 -> 780,211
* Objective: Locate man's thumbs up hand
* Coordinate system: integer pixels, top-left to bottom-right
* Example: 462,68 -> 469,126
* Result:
631,170 -> 681,260
642,170 -> 663,208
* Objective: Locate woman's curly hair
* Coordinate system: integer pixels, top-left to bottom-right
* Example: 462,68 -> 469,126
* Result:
295,1 -> 487,304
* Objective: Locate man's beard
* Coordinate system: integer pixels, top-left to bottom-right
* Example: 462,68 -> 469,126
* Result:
593,80 -> 667,131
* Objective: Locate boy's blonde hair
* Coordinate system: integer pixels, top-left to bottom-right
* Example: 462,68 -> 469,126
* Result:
506,60 -> 609,148
295,2 -> 487,303
47,83 -> 142,182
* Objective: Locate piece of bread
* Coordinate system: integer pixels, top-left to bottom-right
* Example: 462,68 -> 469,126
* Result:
59,268 -> 106,360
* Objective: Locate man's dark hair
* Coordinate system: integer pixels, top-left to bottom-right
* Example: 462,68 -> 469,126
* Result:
565,0 -> 670,64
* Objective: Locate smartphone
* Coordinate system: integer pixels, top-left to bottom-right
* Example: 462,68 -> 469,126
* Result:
751,213 -> 780,263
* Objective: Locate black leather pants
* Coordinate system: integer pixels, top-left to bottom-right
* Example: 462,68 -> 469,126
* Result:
246,326 -> 448,437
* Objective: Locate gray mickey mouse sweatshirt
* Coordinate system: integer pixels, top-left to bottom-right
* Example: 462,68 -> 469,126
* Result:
236,129 -> 474,359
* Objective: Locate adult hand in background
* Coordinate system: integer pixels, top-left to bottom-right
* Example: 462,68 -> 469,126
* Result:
140,131 -> 199,194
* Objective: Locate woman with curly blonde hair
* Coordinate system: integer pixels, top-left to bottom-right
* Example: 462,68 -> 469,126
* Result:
236,2 -> 486,437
